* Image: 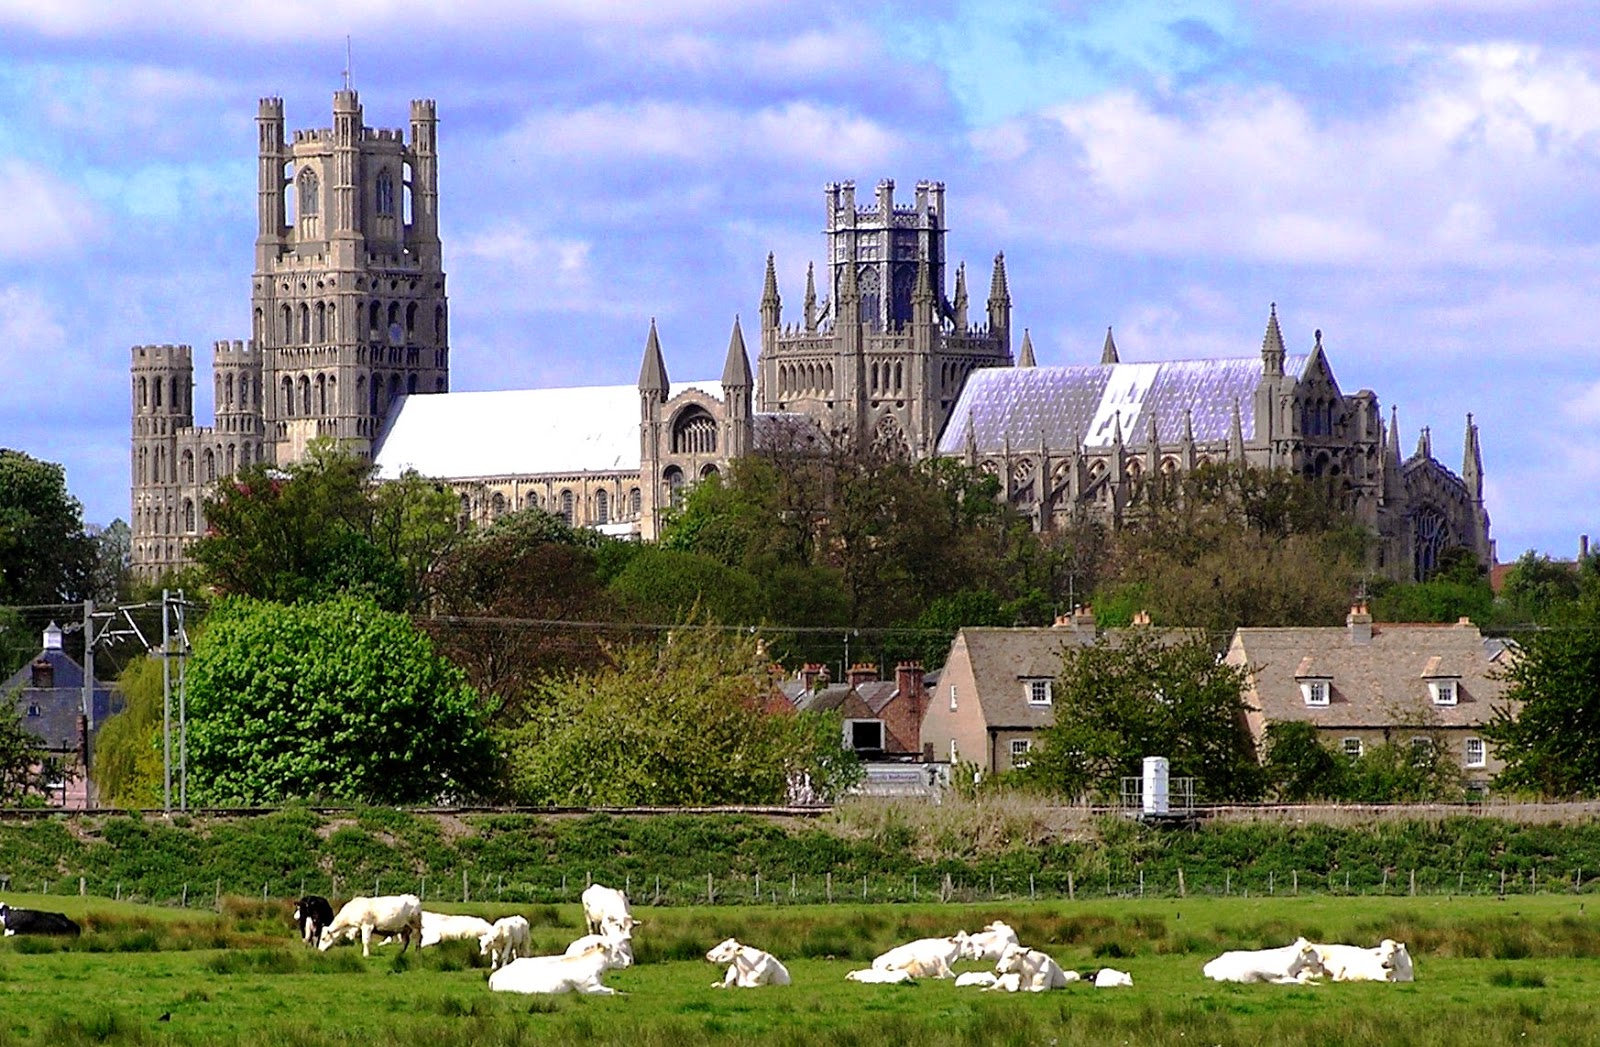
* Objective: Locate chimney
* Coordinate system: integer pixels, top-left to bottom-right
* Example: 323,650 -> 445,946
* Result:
1072,605 -> 1096,632
1131,610 -> 1152,627
1583,534 -> 1590,560
799,663 -> 827,691
894,662 -> 927,755
1347,602 -> 1373,645
848,662 -> 879,688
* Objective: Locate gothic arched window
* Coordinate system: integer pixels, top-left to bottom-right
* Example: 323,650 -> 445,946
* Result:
376,168 -> 394,216
595,489 -> 609,524
300,304 -> 311,345
203,449 -> 215,482
298,376 -> 311,415
316,373 -> 327,414
315,302 -> 326,343
181,450 -> 194,483
298,168 -> 319,217
671,408 -> 718,455
629,488 -> 641,517
183,499 -> 196,533
559,490 -> 574,525
1413,506 -> 1453,581
663,466 -> 685,508
491,492 -> 506,519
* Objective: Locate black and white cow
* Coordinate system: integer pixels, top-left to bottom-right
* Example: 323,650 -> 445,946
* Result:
0,902 -> 81,937
292,895 -> 335,946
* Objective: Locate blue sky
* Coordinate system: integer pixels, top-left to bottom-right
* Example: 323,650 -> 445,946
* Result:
0,0 -> 1595,562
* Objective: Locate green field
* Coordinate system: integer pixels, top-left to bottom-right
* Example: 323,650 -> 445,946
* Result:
2,893 -> 1598,1045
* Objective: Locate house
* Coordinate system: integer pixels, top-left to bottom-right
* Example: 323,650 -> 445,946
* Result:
921,608 -> 1105,774
781,662 -> 927,760
1,623 -> 120,808
1224,604 -> 1514,790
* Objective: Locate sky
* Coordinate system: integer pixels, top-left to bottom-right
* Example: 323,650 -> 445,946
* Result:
0,0 -> 1595,561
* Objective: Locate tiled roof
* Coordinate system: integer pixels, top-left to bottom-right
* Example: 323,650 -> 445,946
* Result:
1,650 -> 117,749
936,356 -> 1308,455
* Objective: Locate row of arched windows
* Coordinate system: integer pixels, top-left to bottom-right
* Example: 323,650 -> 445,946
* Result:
251,300 -> 445,348
137,442 -> 253,486
133,499 -> 197,536
218,372 -> 260,410
1301,397 -> 1339,437
285,162 -> 413,232
671,409 -> 718,455
135,375 -> 190,414
777,361 -> 835,399
870,359 -> 904,397
481,487 -> 644,527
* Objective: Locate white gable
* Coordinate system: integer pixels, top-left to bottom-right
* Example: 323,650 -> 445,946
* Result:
372,382 -> 719,481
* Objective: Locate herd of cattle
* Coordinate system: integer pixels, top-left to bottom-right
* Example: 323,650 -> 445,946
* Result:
278,885 -> 1415,995
0,890 -> 1414,995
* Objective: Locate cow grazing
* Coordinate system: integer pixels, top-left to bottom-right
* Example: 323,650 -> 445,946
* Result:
846,967 -> 914,984
1311,939 -> 1413,983
1094,967 -> 1133,988
705,938 -> 791,988
420,911 -> 494,949
292,895 -> 334,947
986,944 -> 1077,992
565,931 -> 635,968
963,921 -> 1020,962
0,903 -> 80,937
1202,937 -> 1325,984
580,884 -> 639,939
488,939 -> 630,995
317,895 -> 424,957
479,916 -> 532,971
870,934 -> 968,978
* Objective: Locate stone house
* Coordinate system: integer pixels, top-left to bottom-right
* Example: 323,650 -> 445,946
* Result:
1224,605 -> 1515,791
1,623 -> 120,808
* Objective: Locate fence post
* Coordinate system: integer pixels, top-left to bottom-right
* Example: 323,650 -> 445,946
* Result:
1067,871 -> 1075,902
1499,869 -> 1506,897
790,873 -> 796,899
561,873 -> 567,897
1225,870 -> 1231,896
1268,871 -> 1274,895
1532,867 -> 1538,893
754,872 -> 760,902
80,877 -> 86,897
1410,869 -> 1416,897
1139,870 -> 1144,898
1293,870 -> 1298,895
463,868 -> 469,904
707,873 -> 715,905
1578,869 -> 1584,894
182,883 -> 188,908
1381,868 -> 1388,894
1029,874 -> 1035,901
1178,868 -> 1186,898
1458,870 -> 1464,893
826,873 -> 833,904
214,879 -> 220,909
941,873 -> 952,903
862,876 -> 868,901
421,875 -> 427,901
913,875 -> 918,900
990,874 -> 995,899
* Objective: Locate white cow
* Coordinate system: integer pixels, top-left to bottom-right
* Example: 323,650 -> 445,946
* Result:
1094,967 -> 1133,988
1202,938 -> 1326,984
581,884 -> 639,938
317,895 -> 424,957
986,944 -> 1078,992
479,916 -> 532,971
565,931 -> 635,968
846,967 -> 914,984
963,921 -> 1021,962
488,940 -> 630,995
1311,939 -> 1413,983
705,937 -> 792,988
954,971 -> 998,988
870,934 -> 969,978
420,911 -> 494,949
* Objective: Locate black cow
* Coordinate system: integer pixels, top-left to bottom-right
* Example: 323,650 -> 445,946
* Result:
292,895 -> 335,946
0,902 -> 81,937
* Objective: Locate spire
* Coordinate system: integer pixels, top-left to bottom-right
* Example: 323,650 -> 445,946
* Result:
1101,326 -> 1119,365
1415,425 -> 1432,460
953,262 -> 969,329
1180,408 -> 1196,470
722,315 -> 751,388
1144,408 -> 1160,478
1262,302 -> 1285,377
1017,329 -> 1036,368
803,262 -> 817,331
638,318 -> 668,395
964,409 -> 977,466
1229,398 -> 1246,463
986,251 -> 1010,337
1462,412 -> 1483,500
988,252 -> 1009,301
1382,405 -> 1404,501
760,252 -> 781,331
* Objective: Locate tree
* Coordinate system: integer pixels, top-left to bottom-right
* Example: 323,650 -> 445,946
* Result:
1483,594 -> 1600,797
0,700 -> 67,804
500,624 -> 858,805
184,595 -> 495,804
0,449 -> 94,605
1262,721 -> 1349,801
87,519 -> 133,604
1024,629 -> 1263,802
90,654 -> 166,808
1499,550 -> 1582,624
1369,549 -> 1494,625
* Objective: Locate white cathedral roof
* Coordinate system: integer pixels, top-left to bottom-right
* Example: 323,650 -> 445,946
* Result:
372,382 -> 720,480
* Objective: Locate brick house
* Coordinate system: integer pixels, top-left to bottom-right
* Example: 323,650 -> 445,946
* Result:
1224,605 -> 1516,791
1,623 -> 120,808
780,661 -> 927,759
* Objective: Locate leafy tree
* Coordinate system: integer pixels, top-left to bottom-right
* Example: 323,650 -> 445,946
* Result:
1499,550 -> 1582,624
1024,629 -> 1263,802
607,546 -> 767,627
91,654 -> 166,808
1262,720 -> 1349,801
185,595 -> 495,804
0,700 -> 67,804
1483,593 -> 1600,797
87,519 -> 133,604
501,624 -> 858,805
0,449 -> 94,605
1369,549 -> 1494,625
1341,738 -> 1465,803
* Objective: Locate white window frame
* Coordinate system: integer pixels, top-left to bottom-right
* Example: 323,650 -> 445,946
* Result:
949,738 -> 959,763
1025,679 -> 1053,706
1010,738 -> 1032,768
1465,737 -> 1486,768
1410,735 -> 1434,754
1342,737 -> 1363,758
949,684 -> 958,712
844,718 -> 884,752
1300,679 -> 1331,706
1429,679 -> 1459,706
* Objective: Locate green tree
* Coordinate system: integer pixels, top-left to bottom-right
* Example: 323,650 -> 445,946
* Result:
185,595 -> 495,804
1483,594 -> 1600,797
1499,550 -> 1582,624
501,624 -> 858,805
88,519 -> 133,604
0,700 -> 65,804
1025,629 -> 1263,802
0,449 -> 94,605
607,547 -> 766,627
1262,720 -> 1349,801
1341,738 -> 1465,803
91,654 -> 166,808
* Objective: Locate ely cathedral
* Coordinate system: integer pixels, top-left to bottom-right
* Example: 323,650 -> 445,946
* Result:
131,91 -> 1492,584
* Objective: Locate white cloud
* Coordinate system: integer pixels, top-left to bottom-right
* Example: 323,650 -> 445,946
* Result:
0,161 -> 97,259
1565,381 -> 1600,425
451,222 -> 596,309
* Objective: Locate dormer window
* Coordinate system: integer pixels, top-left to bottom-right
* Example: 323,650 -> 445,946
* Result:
1025,679 -> 1053,706
1300,678 -> 1331,706
1429,679 -> 1458,705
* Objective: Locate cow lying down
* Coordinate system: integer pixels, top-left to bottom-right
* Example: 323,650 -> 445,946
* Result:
846,966 -> 915,984
706,938 -> 791,988
1202,937 -> 1325,984
984,944 -> 1078,992
488,939 -> 631,995
0,903 -> 80,937
1310,939 -> 1414,982
869,934 -> 968,979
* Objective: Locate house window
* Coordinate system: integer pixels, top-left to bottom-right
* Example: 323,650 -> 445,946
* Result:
1300,679 -> 1330,706
1010,738 -> 1032,768
848,720 -> 884,753
27,703 -> 41,717
949,685 -> 957,711
1342,737 -> 1363,758
1025,679 -> 1053,706
1411,736 -> 1434,754
1429,679 -> 1458,705
949,738 -> 959,763
1465,737 -> 1486,768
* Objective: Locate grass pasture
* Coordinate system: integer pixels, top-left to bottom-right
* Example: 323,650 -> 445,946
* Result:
2,893 -> 1599,1045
